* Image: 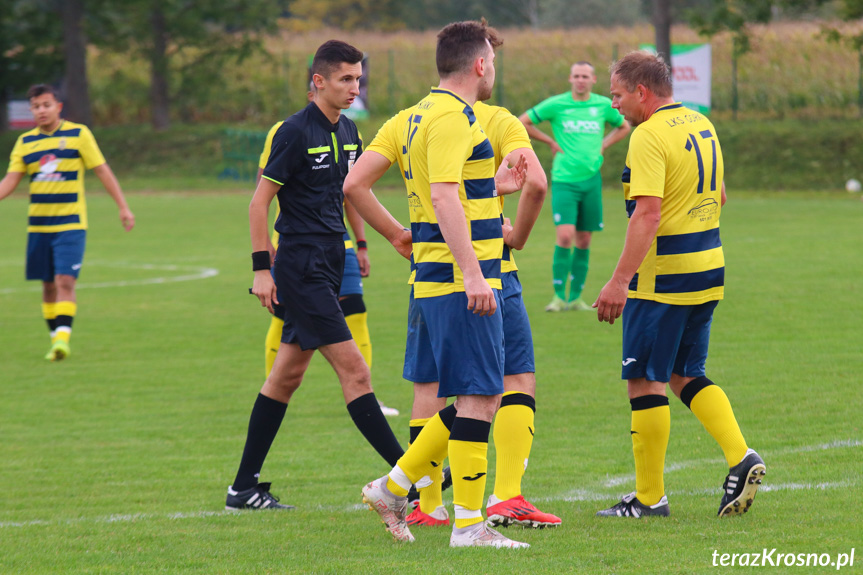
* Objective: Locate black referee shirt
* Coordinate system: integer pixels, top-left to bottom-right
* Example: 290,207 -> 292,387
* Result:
262,102 -> 363,236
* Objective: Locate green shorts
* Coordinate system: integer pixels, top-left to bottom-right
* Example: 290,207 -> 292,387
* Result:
551,173 -> 604,231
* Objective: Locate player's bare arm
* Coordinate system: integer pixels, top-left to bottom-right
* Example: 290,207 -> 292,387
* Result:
343,150 -> 412,260
594,195 -> 662,324
92,163 -> 135,231
501,147 -> 547,250
431,182 -> 496,317
518,113 -> 563,155
249,176 -> 281,313
0,172 -> 25,202
344,198 -> 370,277
721,181 -> 727,206
601,121 -> 631,155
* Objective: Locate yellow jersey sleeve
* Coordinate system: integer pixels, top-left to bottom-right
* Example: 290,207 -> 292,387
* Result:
626,126 -> 667,200
78,126 -> 106,170
366,114 -> 401,163
8,136 -> 27,173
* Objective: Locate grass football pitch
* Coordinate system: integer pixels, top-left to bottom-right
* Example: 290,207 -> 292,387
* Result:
0,187 -> 860,574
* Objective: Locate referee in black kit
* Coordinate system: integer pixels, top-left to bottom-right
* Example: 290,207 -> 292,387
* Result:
226,40 -> 410,510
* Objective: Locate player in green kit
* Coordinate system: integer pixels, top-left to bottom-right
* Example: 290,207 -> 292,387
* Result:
520,62 -> 629,311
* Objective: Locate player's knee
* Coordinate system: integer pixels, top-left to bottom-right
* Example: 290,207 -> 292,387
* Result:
575,232 -> 592,250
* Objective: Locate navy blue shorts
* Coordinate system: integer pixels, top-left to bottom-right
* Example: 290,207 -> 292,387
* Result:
500,271 -> 534,375
404,290 -> 504,398
403,272 -> 534,384
273,235 -> 352,351
26,230 -> 87,281
621,298 -> 719,383
340,246 -> 363,297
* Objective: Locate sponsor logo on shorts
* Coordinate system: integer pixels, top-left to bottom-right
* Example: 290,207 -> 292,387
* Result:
72,263 -> 82,271
622,357 -> 637,366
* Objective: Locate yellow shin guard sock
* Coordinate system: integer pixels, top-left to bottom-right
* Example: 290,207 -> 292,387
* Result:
264,316 -> 283,376
42,302 -> 58,338
53,301 -> 77,344
449,417 -> 491,528
410,418 -> 444,513
343,305 -> 372,368
493,392 -> 536,501
682,377 -> 749,467
630,395 -> 670,507
388,406 -> 456,497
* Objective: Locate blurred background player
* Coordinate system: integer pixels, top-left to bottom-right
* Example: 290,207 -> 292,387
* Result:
257,95 -> 398,416
0,84 -> 135,361
227,40 -> 404,511
594,51 -> 765,518
347,99 -> 556,529
520,61 -> 629,312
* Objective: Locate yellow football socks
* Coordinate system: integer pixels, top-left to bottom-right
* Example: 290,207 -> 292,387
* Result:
264,316 -> 283,376
344,310 -> 372,368
684,378 -> 749,467
42,302 -> 57,336
631,395 -> 670,507
409,418 -> 444,514
493,392 -> 536,501
53,301 -> 77,344
387,409 -> 453,498
450,417 -> 491,529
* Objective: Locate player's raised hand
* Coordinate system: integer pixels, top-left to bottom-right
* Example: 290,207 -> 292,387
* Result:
494,152 -> 528,196
252,269 -> 279,314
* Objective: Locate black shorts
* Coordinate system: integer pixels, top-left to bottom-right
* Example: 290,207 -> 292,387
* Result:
273,234 -> 352,350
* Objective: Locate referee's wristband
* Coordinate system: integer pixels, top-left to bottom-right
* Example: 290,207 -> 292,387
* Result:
356,240 -> 368,250
252,250 -> 270,271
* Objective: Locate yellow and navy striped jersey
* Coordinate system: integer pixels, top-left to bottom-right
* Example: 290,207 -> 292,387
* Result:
623,103 -> 725,305
7,120 -> 106,233
367,89 -> 502,298
474,101 -> 533,274
259,120 -> 360,251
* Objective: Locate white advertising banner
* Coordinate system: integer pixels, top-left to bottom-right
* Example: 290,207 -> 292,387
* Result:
640,44 -> 712,114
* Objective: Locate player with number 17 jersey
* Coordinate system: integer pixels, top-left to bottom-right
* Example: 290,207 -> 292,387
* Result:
623,103 -> 725,305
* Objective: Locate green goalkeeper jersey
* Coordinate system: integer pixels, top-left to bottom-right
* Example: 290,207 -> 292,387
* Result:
526,92 -> 623,183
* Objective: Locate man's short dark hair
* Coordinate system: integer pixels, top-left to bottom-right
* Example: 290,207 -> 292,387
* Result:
436,19 -> 501,79
27,84 -> 61,101
311,40 -> 363,79
610,51 -> 672,98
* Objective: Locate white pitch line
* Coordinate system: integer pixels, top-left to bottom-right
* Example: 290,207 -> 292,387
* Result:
601,438 -> 863,489
0,262 -> 218,294
0,439 -> 859,529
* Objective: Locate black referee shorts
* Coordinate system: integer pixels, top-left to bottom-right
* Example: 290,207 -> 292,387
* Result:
273,234 -> 352,351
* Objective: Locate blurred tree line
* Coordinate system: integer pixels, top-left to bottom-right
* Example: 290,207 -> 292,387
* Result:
1,0 -> 859,132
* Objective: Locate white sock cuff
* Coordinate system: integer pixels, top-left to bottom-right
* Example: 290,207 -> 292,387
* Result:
388,465 -> 414,493
453,504 -> 482,520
